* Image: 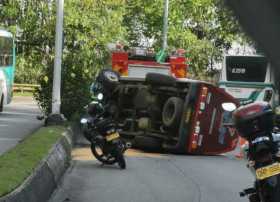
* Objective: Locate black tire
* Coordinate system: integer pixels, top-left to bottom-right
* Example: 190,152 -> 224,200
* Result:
162,97 -> 184,128
248,193 -> 260,202
116,150 -> 126,169
134,136 -> 162,151
90,142 -> 117,165
145,73 -> 176,86
0,95 -> 4,112
97,69 -> 120,90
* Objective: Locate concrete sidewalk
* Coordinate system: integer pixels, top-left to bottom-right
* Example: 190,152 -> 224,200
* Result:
0,96 -> 43,155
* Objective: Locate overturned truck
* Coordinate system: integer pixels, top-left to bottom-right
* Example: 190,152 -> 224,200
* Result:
99,72 -> 238,154
96,49 -> 239,154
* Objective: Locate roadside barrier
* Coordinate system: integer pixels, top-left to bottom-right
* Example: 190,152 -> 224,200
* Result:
13,83 -> 40,93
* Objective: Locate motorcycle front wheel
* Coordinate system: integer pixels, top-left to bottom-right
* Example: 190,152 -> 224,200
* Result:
90,142 -> 117,165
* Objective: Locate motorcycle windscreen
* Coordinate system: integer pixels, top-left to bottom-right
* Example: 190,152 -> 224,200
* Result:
188,84 -> 239,155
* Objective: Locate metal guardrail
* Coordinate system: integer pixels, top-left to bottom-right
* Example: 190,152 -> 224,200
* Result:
13,83 -> 40,93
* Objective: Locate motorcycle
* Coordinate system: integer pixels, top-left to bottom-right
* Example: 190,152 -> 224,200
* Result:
80,70 -> 129,169
222,102 -> 280,202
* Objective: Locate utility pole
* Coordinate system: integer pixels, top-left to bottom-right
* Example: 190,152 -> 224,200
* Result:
52,0 -> 64,114
46,0 -> 65,125
162,0 -> 169,51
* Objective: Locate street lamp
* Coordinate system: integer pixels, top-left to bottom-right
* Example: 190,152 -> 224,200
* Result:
46,0 -> 66,125
162,0 -> 169,51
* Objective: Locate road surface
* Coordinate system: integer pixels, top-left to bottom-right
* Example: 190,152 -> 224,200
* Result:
50,147 -> 254,202
0,96 -> 43,155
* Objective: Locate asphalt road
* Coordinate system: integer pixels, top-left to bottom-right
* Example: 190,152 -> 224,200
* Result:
0,96 -> 43,155
50,147 -> 254,202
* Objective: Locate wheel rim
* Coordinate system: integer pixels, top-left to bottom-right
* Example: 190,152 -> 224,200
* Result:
164,103 -> 175,122
104,71 -> 118,82
91,144 -> 117,164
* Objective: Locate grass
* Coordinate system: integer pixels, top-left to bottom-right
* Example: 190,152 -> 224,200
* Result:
0,126 -> 66,197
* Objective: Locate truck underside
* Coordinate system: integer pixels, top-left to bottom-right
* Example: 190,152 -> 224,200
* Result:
111,74 -> 189,151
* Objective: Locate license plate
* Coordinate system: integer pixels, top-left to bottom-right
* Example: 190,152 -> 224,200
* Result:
105,132 -> 120,141
256,163 -> 280,180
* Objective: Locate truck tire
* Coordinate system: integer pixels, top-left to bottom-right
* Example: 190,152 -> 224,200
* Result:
145,73 -> 176,86
162,97 -> 184,128
97,69 -> 120,90
133,136 -> 162,151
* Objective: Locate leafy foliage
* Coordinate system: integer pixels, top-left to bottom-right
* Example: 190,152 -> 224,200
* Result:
123,0 -> 244,77
1,0 -> 246,119
33,0 -> 126,119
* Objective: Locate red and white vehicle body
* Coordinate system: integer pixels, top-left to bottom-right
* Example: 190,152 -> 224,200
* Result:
112,48 -> 187,78
106,48 -> 239,154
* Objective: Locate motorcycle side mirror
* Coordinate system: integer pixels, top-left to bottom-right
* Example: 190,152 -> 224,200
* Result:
222,102 -> 237,112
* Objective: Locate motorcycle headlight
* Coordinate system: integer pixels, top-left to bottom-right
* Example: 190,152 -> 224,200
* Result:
97,93 -> 104,100
80,118 -> 88,125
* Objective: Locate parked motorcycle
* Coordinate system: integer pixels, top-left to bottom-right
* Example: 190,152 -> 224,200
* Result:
81,70 -> 128,169
223,102 -> 280,202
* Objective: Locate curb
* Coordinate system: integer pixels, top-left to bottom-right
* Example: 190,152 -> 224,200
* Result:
0,126 -> 73,202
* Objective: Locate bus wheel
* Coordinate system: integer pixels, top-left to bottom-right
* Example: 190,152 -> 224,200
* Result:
162,97 -> 184,128
0,95 -> 4,112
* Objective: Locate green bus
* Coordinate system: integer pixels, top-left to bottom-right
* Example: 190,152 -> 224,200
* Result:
218,55 -> 278,108
0,29 -> 15,111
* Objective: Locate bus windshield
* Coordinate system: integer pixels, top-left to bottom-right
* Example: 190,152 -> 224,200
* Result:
226,56 -> 268,82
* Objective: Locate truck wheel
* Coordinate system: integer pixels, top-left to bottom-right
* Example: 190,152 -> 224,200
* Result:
134,136 -> 162,151
97,69 -> 120,90
162,97 -> 184,128
145,73 -> 176,86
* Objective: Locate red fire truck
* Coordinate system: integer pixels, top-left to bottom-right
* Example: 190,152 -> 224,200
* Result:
101,48 -> 239,154
112,47 -> 188,78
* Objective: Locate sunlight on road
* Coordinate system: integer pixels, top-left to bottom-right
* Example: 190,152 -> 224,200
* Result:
72,147 -> 167,161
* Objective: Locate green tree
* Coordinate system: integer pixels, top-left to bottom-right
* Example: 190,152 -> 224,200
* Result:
123,0 -> 244,78
34,0 -> 126,119
0,0 -> 248,118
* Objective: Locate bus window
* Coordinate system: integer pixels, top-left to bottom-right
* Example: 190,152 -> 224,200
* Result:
264,89 -> 273,102
0,37 -> 13,67
0,29 -> 15,109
